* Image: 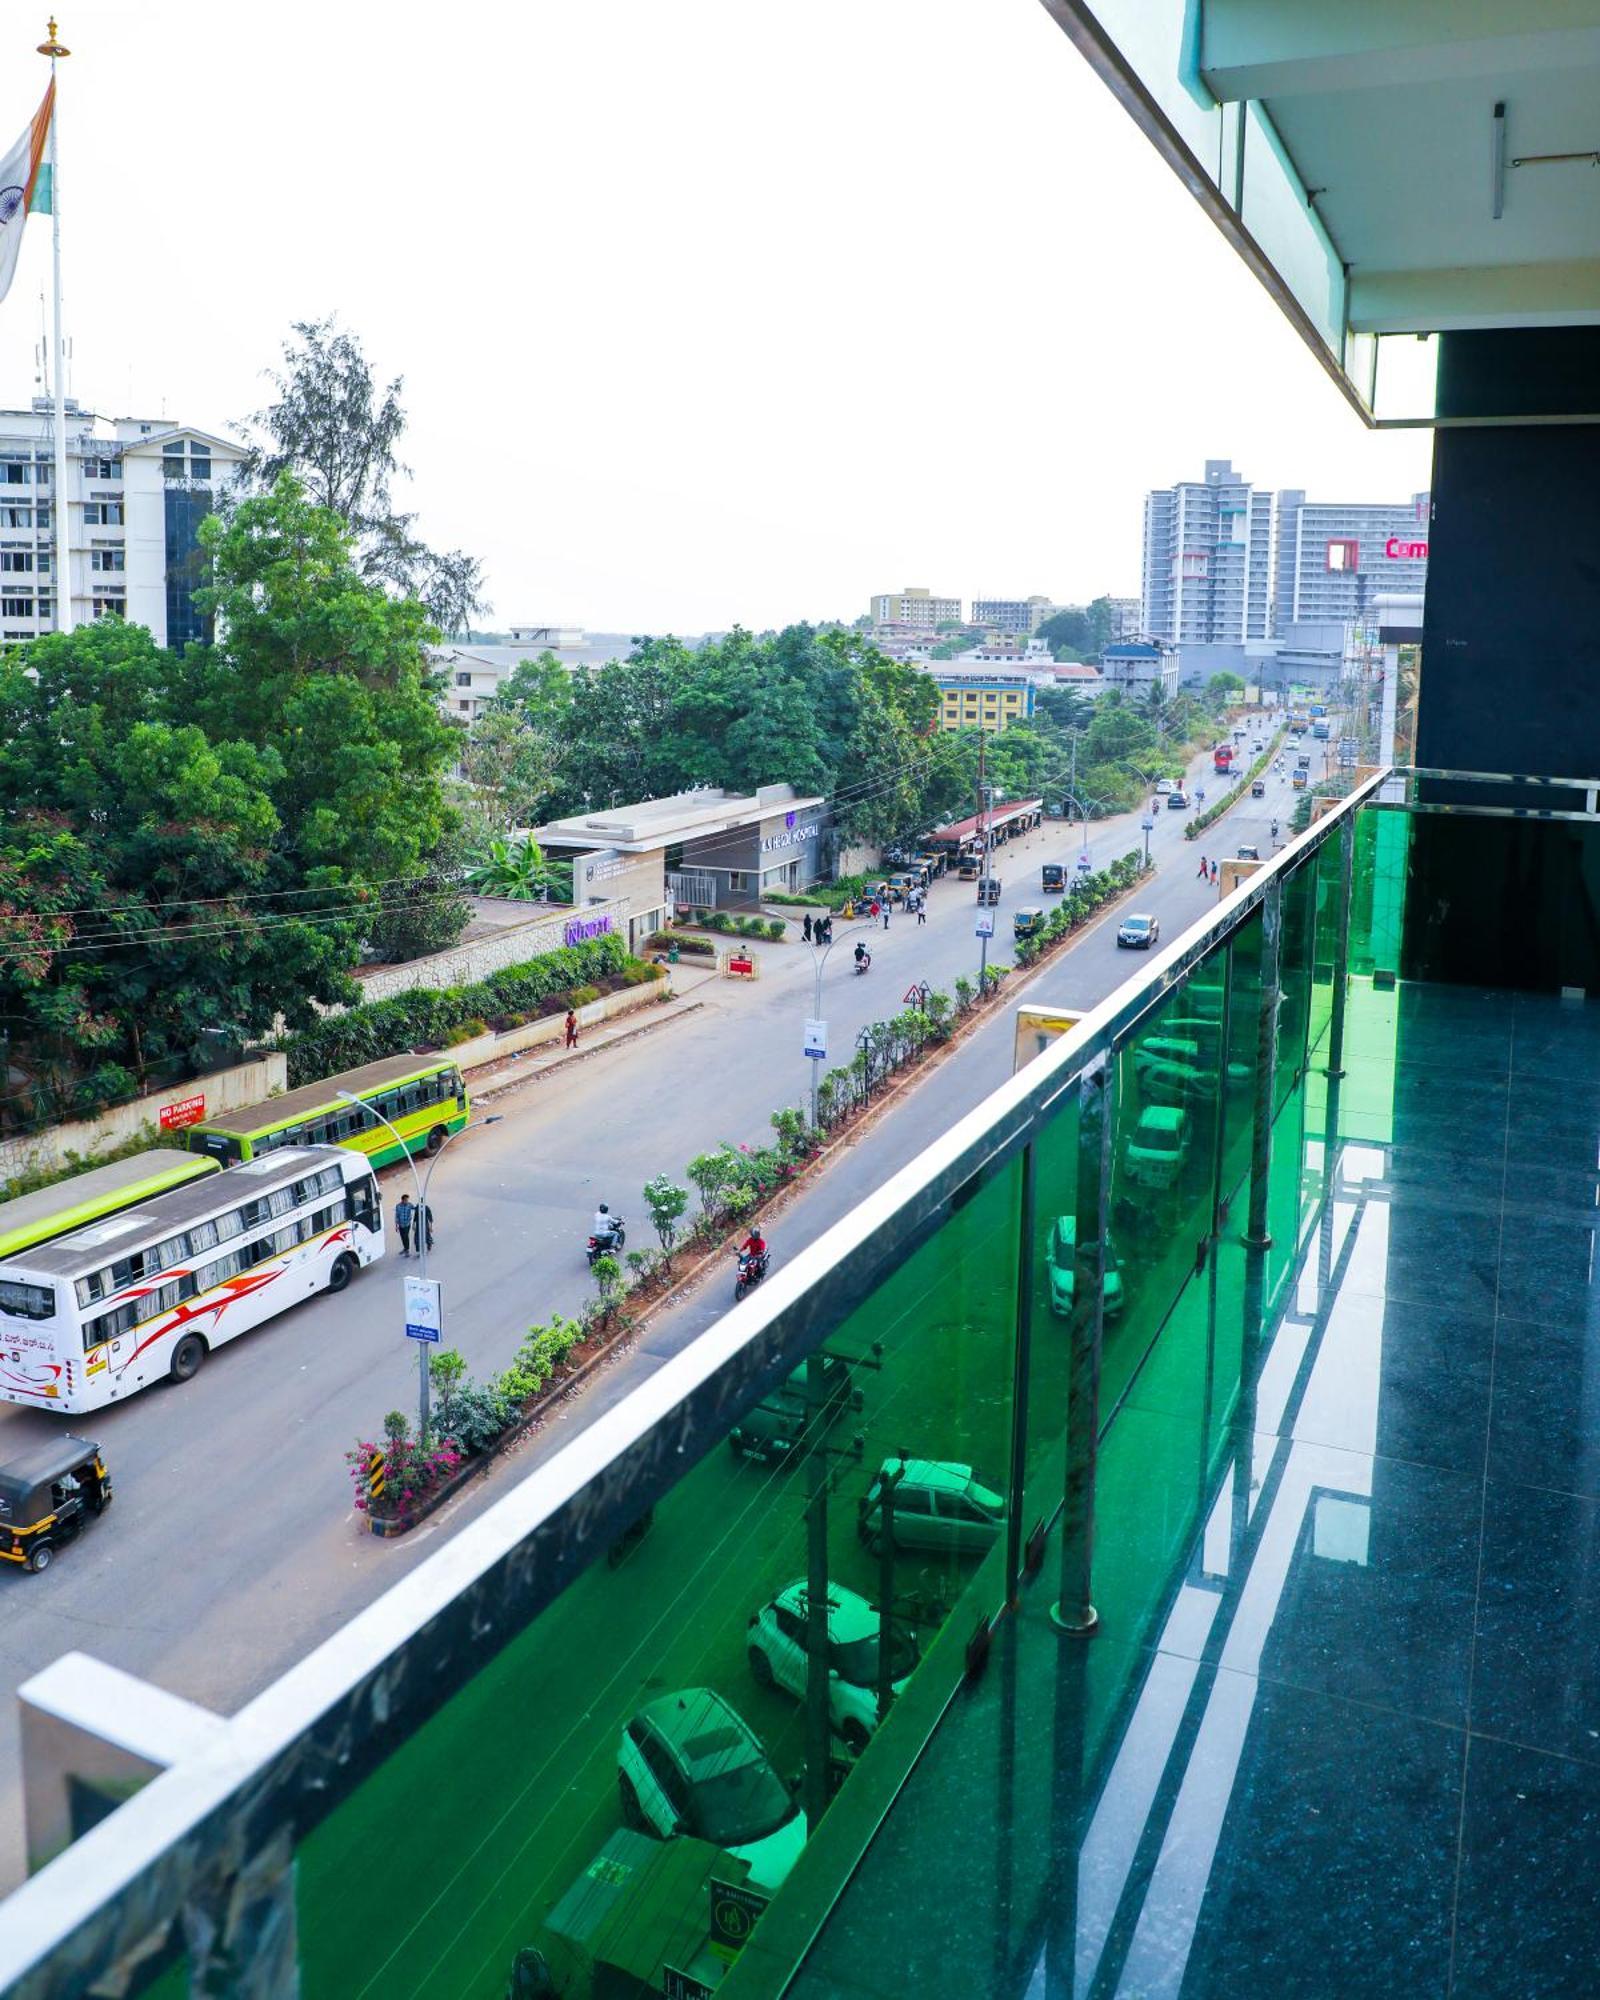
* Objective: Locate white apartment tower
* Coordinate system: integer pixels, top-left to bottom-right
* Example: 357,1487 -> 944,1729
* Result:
1272,489 -> 1431,631
0,400 -> 245,647
1141,460 -> 1273,647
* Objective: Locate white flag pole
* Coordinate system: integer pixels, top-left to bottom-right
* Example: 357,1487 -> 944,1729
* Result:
38,18 -> 70,634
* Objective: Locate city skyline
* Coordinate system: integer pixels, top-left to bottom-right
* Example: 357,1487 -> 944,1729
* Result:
0,1 -> 1430,638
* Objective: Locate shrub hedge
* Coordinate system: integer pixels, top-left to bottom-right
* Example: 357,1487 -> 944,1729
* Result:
276,933 -> 630,1086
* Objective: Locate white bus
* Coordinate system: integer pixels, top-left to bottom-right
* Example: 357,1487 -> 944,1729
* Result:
0,1147 -> 384,1414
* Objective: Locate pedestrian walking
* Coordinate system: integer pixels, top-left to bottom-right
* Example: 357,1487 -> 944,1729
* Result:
395,1194 -> 415,1259
802,913 -> 813,944
564,1008 -> 578,1049
821,916 -> 833,945
870,899 -> 881,919
1197,855 -> 1210,879
916,898 -> 927,926
418,1201 -> 435,1254
1210,860 -> 1219,884
882,906 -> 891,931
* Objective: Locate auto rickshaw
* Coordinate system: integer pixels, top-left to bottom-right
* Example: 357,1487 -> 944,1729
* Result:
0,1436 -> 112,1574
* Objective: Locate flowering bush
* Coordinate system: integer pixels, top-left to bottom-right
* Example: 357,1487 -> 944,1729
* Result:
347,1418 -> 464,1520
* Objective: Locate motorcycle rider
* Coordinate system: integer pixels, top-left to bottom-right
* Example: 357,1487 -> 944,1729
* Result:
1271,817 -> 1280,840
854,940 -> 870,972
591,1201 -> 622,1249
739,1224 -> 767,1268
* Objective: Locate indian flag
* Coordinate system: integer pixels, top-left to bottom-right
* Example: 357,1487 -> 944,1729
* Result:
0,80 -> 54,306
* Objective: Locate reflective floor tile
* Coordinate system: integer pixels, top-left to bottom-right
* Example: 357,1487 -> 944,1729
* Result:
1486,1318 -> 1600,1501
1473,1480 -> 1600,1766
1192,1434 -> 1482,1727
1452,1731 -> 1600,1998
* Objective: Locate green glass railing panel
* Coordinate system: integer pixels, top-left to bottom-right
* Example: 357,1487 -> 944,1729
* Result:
1274,862 -> 1316,1117
294,1164 -> 1021,2000
1350,805 -> 1409,976
1022,1090 -> 1078,1547
1308,840 -> 1340,1060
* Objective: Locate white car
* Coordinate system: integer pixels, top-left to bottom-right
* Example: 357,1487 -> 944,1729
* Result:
748,1580 -> 919,1753
1154,778 -> 1174,795
617,1688 -> 805,1892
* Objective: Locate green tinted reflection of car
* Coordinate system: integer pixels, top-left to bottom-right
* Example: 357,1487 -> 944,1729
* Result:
728,1354 -> 855,1464
616,1689 -> 805,1894
857,1458 -> 1005,1557
1123,1105 -> 1191,1187
1045,1215 -> 1124,1318
747,1580 -> 918,1753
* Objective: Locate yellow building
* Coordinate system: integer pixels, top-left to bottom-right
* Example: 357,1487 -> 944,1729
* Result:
933,669 -> 1037,733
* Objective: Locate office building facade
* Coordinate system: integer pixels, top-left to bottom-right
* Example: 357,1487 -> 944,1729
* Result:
0,401 -> 244,647
870,585 -> 961,630
971,594 -> 1054,636
1272,489 -> 1430,632
1141,459 -> 1273,647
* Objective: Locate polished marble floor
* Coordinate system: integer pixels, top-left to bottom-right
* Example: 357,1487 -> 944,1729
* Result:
792,984 -> 1600,1999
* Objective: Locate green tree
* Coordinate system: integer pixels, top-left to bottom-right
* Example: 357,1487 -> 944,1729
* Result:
1207,671 -> 1246,701
464,835 -> 549,900
189,475 -> 461,887
0,623 -> 362,1122
458,707 -> 560,833
240,317 -> 490,634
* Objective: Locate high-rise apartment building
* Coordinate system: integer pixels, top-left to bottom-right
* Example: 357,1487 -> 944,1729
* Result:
971,594 -> 1054,636
1141,459 -> 1273,647
1105,595 -> 1142,642
0,400 -> 245,646
870,585 -> 961,630
1272,489 -> 1430,632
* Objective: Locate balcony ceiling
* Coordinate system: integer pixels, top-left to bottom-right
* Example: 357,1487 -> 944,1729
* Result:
1202,2 -> 1600,331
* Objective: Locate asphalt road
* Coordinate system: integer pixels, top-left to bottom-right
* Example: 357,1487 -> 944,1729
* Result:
0,713 -> 1308,1892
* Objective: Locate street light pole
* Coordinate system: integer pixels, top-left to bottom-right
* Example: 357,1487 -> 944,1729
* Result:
800,916 -> 875,1127
335,1093 -> 498,1441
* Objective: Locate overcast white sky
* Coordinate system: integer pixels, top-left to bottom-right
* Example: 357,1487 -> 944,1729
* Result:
0,0 -> 1432,633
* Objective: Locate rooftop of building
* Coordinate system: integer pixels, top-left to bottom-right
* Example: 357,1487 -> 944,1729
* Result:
533,782 -> 826,852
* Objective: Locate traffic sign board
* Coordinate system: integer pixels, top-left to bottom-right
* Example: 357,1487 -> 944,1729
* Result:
803,1017 -> 828,1060
403,1275 -> 442,1344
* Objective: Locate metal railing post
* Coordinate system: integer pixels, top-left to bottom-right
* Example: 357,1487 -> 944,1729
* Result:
1004,1141 -> 1037,1606
1244,874 -> 1283,1250
1051,1057 -> 1113,1637
1323,813 -> 1356,1078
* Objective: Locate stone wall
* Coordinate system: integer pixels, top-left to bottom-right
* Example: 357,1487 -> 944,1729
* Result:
0,1056 -> 288,1187
349,898 -> 629,1006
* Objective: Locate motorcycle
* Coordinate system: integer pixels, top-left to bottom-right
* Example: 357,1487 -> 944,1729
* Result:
734,1247 -> 770,1300
586,1218 -> 626,1266
854,952 -> 872,976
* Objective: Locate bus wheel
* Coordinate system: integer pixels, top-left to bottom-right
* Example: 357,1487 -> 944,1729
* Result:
169,1334 -> 207,1383
424,1125 -> 447,1157
327,1254 -> 357,1294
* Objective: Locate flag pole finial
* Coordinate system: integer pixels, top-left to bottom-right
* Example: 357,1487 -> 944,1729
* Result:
37,19 -> 69,58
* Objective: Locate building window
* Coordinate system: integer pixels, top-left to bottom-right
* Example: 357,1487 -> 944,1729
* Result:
84,456 -> 121,481
35,506 -> 48,530
0,464 -> 24,485
83,502 -> 121,526
92,596 -> 126,620
90,549 -> 125,572
1,595 -> 31,618
0,551 -> 30,572
164,486 -> 214,648
190,451 -> 211,481
455,672 -> 472,687
1325,538 -> 1359,573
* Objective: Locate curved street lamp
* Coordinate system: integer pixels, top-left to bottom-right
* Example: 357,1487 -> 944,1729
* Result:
335,1092 -> 500,1438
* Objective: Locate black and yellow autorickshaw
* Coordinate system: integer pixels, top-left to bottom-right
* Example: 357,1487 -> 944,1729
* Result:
0,1435 -> 111,1574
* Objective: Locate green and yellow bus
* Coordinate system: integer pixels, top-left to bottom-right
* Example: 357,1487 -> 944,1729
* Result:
0,1149 -> 219,1264
183,1056 -> 470,1169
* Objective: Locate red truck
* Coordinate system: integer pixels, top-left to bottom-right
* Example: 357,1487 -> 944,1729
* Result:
1213,743 -> 1235,774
